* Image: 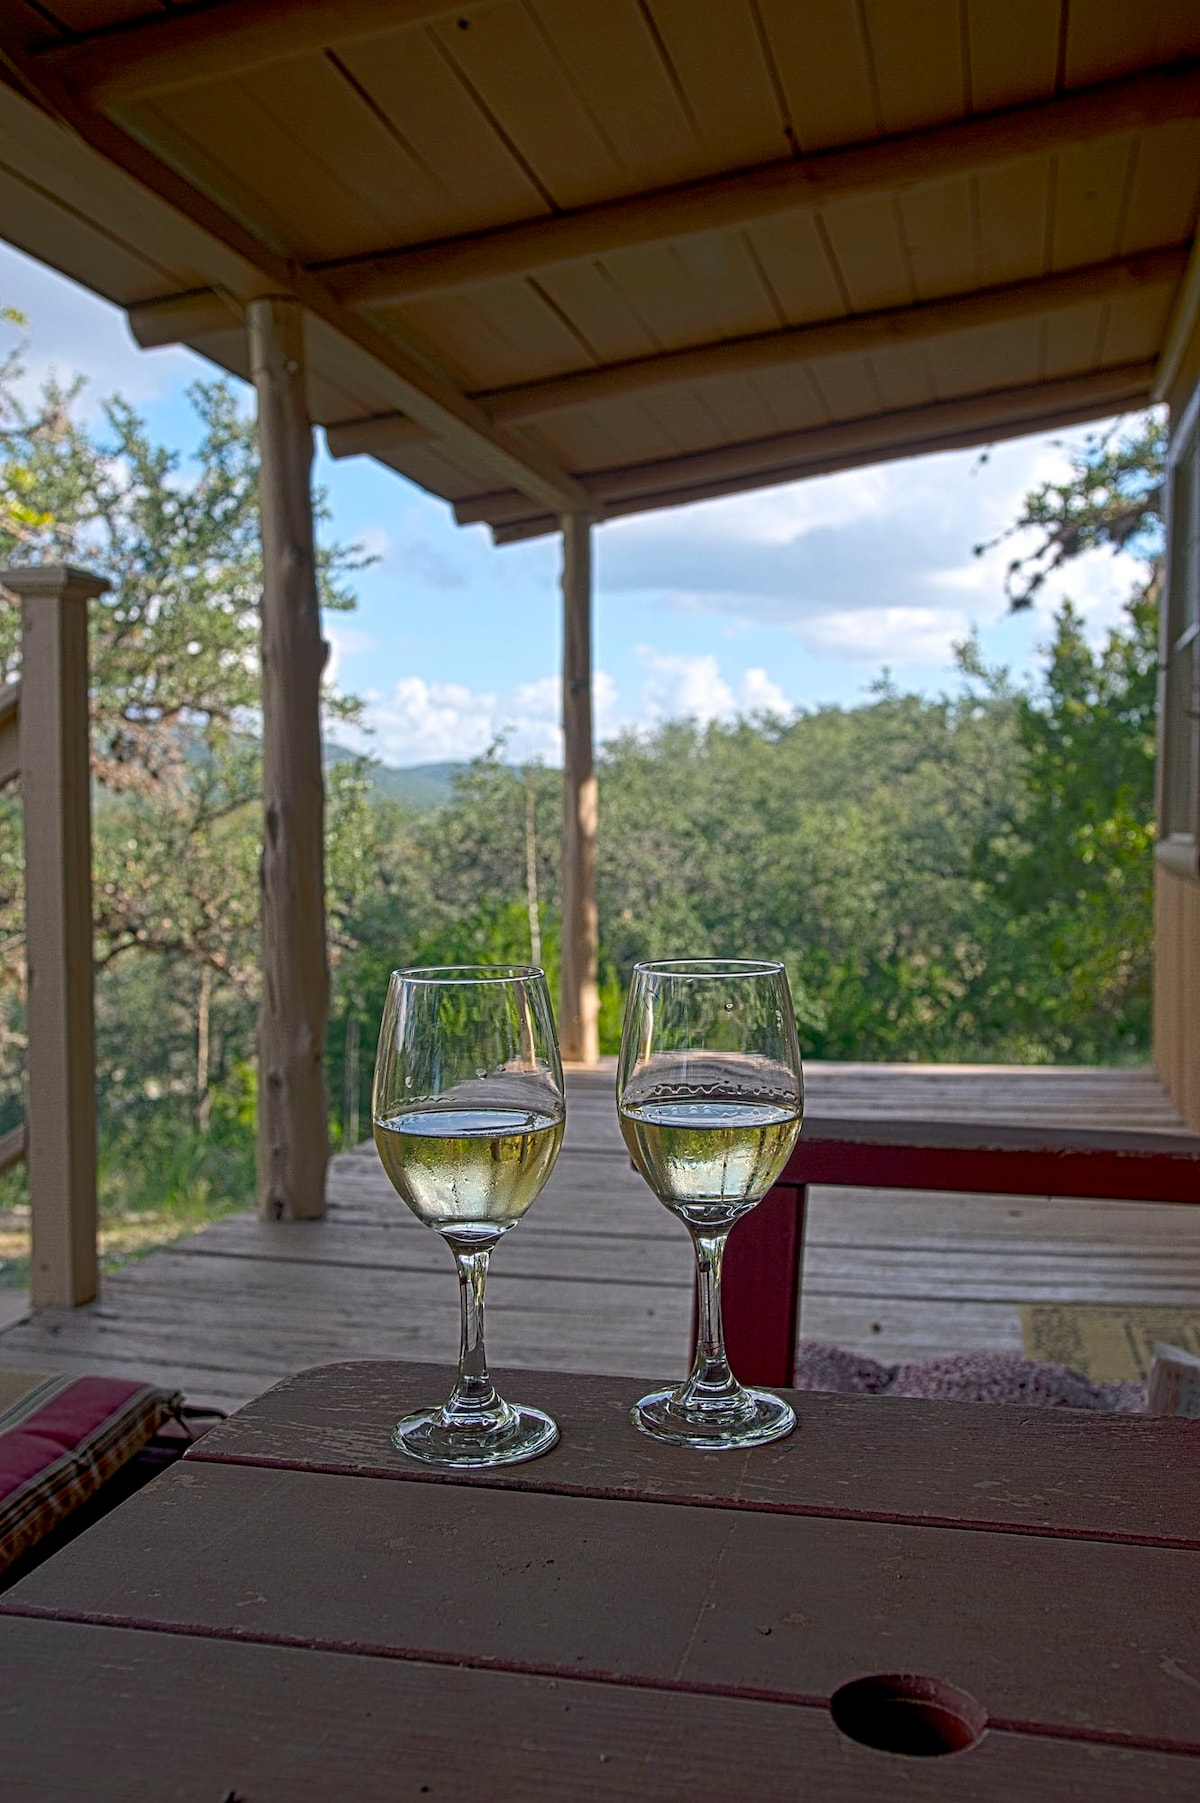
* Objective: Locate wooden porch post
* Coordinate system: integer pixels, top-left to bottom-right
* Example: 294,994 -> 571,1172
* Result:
247,297 -> 330,1220
559,514 -> 599,1065
1,564 -> 106,1306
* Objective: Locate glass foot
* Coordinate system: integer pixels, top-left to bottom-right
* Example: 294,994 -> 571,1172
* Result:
392,1402 -> 559,1469
632,1384 -> 795,1451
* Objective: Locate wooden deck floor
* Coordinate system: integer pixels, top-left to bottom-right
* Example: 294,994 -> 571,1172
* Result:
0,1064 -> 1196,1412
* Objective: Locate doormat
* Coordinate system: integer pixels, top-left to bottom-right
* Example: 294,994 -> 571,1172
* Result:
1021,1305 -> 1200,1382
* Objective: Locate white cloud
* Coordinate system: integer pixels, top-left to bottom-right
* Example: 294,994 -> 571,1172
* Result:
638,650 -> 733,723
501,676 -> 562,763
342,652 -> 788,765
359,676 -> 498,764
592,669 -> 621,737
800,606 -> 967,665
739,667 -> 791,713
597,420 -> 1158,671
346,669 -> 620,766
637,649 -> 790,724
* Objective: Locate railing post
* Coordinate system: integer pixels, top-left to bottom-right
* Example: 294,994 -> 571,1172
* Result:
559,513 -> 599,1066
247,296 -> 330,1219
1,564 -> 107,1307
694,1182 -> 808,1389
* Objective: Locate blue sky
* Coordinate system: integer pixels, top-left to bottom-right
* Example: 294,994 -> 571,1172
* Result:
2,238 -> 1147,768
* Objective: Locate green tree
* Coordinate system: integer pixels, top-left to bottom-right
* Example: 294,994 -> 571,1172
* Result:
971,412 -> 1164,1058
0,303 -> 52,548
0,352 -> 372,1261
0,375 -> 362,782
593,684 -> 1023,1060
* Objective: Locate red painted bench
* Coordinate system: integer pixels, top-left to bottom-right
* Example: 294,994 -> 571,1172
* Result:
719,1116 -> 1200,1387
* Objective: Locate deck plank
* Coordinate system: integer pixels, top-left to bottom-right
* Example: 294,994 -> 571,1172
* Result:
0,1064 -> 1196,1410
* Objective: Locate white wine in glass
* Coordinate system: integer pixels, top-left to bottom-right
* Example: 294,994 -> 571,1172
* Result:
372,965 -> 565,1468
373,1108 -> 563,1241
618,959 -> 804,1449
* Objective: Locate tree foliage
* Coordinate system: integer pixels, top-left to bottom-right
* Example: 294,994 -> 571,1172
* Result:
0,374 -> 361,780
0,351 -> 377,1263
980,414 -> 1164,607
972,592 -> 1158,1057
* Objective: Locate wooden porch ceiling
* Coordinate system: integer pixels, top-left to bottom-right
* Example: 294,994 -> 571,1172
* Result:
2,2 -> 1200,539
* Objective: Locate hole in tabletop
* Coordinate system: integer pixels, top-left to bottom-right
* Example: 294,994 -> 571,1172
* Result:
830,1673 -> 987,1758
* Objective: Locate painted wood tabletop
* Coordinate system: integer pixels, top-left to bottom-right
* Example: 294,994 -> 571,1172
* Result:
1,1359 -> 1198,1800
183,1359 -> 1200,1548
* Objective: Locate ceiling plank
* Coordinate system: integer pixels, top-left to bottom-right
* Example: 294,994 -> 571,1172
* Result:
476,246 -> 1185,424
457,361 -> 1156,533
310,61 -> 1200,307
30,1 -> 471,110
0,37 -> 586,515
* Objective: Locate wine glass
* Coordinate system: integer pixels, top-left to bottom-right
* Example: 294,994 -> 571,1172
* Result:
618,959 -> 804,1450
372,965 -> 565,1467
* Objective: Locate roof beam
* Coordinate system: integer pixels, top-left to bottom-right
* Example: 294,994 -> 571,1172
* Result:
457,363 -> 1156,539
324,412 -> 428,459
1153,230 -> 1200,406
480,247 -> 1186,426
124,346 -> 432,461
128,286 -> 243,348
0,33 -> 586,516
491,386 -> 1154,541
312,62 -> 1200,308
312,246 -> 1182,460
32,1 -> 466,111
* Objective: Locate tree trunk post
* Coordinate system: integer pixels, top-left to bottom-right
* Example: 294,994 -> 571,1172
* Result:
196,961 -> 212,1133
247,297 -> 330,1220
559,514 -> 599,1065
524,766 -> 542,968
2,563 -> 107,1306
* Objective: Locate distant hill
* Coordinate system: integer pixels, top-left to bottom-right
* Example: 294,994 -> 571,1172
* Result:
324,745 -> 461,811
96,735 -> 464,813
369,761 -> 461,809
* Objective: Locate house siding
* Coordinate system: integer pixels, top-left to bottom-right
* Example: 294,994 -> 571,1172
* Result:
1156,314 -> 1200,1129
1155,867 -> 1200,1131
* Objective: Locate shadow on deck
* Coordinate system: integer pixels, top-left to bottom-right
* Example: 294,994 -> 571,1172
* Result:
0,1064 -> 1196,1412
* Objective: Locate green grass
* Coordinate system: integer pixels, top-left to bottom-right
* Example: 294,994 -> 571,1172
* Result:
0,1109 -> 257,1286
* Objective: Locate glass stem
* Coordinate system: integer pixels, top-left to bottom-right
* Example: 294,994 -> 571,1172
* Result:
440,1243 -> 509,1432
679,1224 -> 742,1409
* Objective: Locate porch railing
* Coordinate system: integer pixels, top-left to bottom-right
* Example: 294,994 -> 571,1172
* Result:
721,1116 -> 1200,1387
0,564 -> 108,1307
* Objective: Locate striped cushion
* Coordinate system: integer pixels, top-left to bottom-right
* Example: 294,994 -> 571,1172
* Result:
0,1369 -> 180,1571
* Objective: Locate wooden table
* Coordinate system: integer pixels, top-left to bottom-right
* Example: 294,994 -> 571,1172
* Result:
1,1360 -> 1199,1799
